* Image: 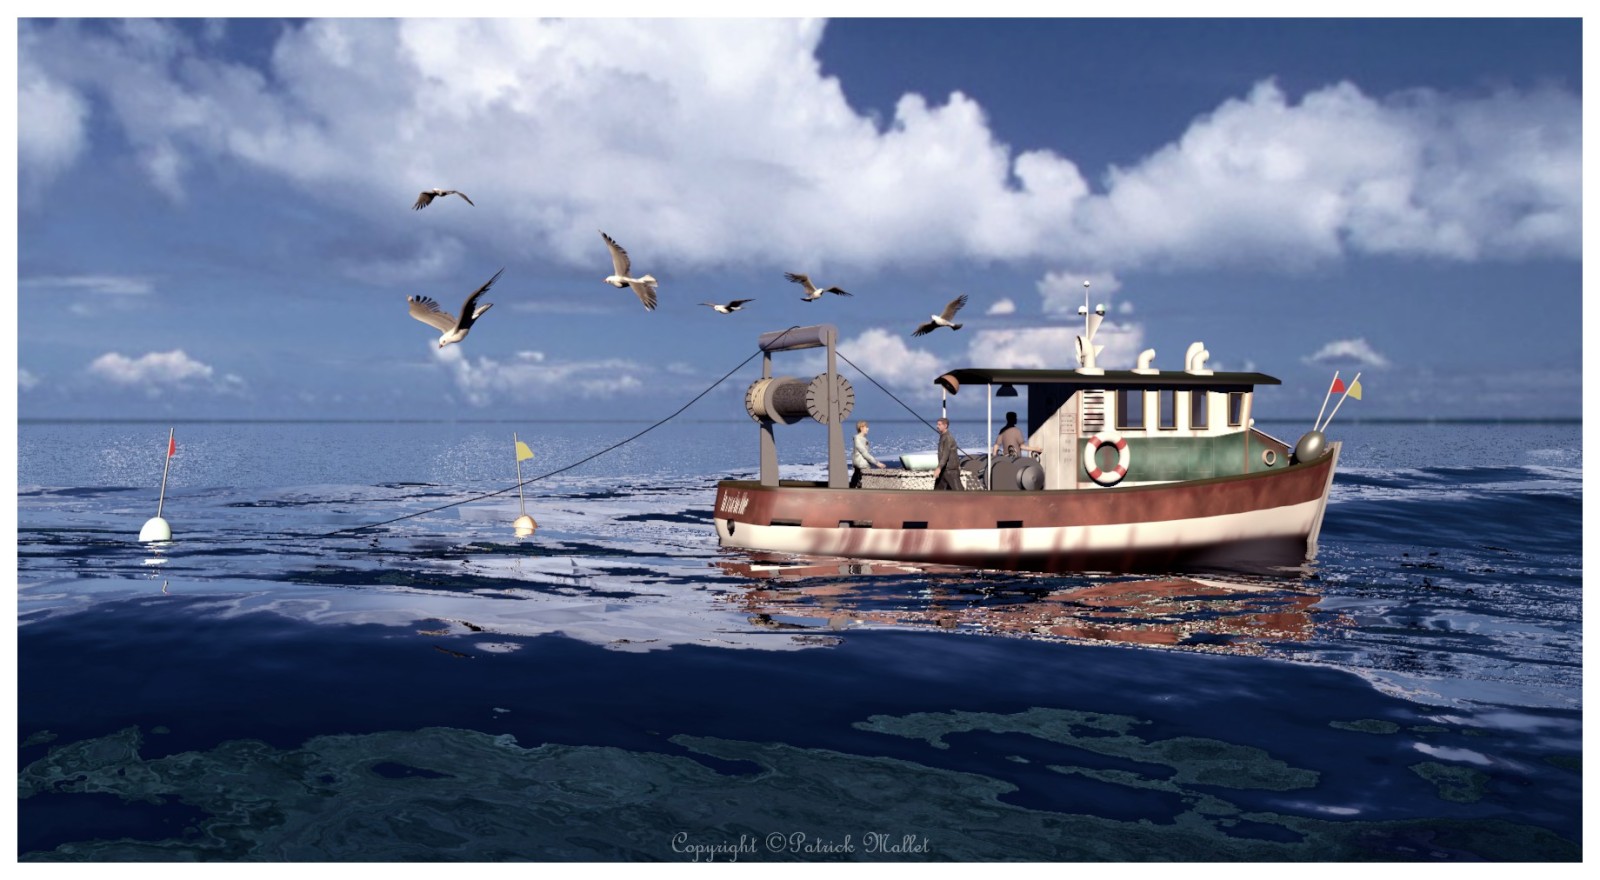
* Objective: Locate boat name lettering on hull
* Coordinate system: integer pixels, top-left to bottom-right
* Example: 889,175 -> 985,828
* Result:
719,492 -> 751,515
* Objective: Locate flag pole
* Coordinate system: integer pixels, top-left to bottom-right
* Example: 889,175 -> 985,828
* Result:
1313,370 -> 1339,433
156,427 -> 174,519
512,434 -> 537,536
514,432 -> 527,517
140,428 -> 175,541
1319,372 -> 1361,432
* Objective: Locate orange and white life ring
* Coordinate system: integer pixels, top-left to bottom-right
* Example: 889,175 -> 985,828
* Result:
1084,432 -> 1130,486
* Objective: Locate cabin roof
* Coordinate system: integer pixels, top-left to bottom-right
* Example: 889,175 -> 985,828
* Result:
935,368 -> 1281,394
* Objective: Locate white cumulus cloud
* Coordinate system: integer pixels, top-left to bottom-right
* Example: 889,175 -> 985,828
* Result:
985,298 -> 1016,316
1076,80 -> 1580,267
88,350 -> 214,385
15,20 -> 1579,273
1303,337 -> 1391,369
19,369 -> 42,391
966,322 -> 1145,372
18,53 -> 89,196
432,345 -> 646,406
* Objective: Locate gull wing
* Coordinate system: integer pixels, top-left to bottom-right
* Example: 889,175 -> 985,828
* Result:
601,231 -> 632,277
408,296 -> 457,332
412,191 -> 436,210
728,299 -> 754,308
630,280 -> 658,311
456,267 -> 504,329
911,320 -> 938,337
940,295 -> 968,320
450,190 -> 475,206
784,272 -> 816,293
825,286 -> 853,297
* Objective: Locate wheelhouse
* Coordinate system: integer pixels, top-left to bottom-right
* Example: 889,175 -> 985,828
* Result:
936,368 -> 1288,490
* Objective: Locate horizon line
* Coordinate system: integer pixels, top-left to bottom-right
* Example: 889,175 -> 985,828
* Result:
16,416 -> 1583,426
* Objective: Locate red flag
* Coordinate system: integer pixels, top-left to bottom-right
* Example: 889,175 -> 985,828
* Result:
1329,377 -> 1346,395
167,435 -> 176,458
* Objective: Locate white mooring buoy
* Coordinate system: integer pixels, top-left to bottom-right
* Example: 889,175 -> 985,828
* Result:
512,433 -> 537,537
139,516 -> 172,542
141,428 -> 177,543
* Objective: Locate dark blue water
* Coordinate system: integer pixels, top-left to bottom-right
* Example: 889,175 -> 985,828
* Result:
15,420 -> 1582,861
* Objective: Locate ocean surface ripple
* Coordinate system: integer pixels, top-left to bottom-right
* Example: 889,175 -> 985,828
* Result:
16,421 -> 1582,861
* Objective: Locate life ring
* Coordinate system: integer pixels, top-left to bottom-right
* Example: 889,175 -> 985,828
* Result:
1262,449 -> 1278,467
1084,432 -> 1130,486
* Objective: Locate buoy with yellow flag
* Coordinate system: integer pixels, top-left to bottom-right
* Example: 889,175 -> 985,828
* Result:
139,428 -> 176,542
512,432 -> 537,536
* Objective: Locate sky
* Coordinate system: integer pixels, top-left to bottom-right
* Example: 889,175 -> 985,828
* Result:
9,13 -> 1587,425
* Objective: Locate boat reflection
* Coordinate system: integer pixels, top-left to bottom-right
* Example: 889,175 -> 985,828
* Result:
716,554 -> 1327,656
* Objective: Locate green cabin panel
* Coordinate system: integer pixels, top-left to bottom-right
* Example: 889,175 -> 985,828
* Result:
1101,430 -> 1282,482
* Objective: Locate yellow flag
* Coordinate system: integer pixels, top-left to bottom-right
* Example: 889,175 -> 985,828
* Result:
1348,379 -> 1363,400
515,440 -> 535,462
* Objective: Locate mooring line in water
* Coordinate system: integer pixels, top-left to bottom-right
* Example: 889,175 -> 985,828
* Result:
319,326 -> 809,537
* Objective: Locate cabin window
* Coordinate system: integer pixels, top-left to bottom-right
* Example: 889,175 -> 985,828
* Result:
1228,392 -> 1246,427
1158,389 -> 1177,430
1116,389 -> 1146,430
1190,390 -> 1209,429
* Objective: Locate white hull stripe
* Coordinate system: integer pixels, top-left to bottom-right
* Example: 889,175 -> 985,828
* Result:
718,497 -> 1327,561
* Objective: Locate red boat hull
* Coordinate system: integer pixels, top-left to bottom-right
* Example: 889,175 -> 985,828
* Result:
713,443 -> 1339,574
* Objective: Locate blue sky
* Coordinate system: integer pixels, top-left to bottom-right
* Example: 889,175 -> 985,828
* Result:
10,15 -> 1585,423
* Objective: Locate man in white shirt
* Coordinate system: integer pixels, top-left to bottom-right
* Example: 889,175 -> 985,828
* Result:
851,420 -> 885,488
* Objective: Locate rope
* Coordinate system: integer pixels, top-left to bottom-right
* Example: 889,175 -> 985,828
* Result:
106,326 -> 948,543
320,326 -> 805,537
835,350 -> 938,432
836,349 -> 974,459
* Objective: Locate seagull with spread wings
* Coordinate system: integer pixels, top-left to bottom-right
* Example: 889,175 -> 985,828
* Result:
700,299 -> 754,314
413,189 -> 475,210
406,268 -> 503,348
912,295 -> 969,337
600,231 -> 658,311
786,272 -> 852,302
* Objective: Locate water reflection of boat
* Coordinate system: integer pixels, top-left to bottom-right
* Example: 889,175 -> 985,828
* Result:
713,317 -> 1339,575
715,556 -> 1321,655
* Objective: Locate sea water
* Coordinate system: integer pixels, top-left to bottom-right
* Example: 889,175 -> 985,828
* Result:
15,419 -> 1582,861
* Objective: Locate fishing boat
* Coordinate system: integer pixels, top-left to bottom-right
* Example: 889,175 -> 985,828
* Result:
712,298 -> 1340,575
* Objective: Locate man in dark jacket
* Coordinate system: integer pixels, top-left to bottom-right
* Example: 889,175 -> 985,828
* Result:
934,418 -> 963,490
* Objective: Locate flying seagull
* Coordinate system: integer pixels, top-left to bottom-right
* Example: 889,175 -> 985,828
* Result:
413,189 -> 475,210
600,231 -> 658,311
912,295 -> 969,337
700,298 -> 754,314
407,268 -> 503,348
786,272 -> 852,302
